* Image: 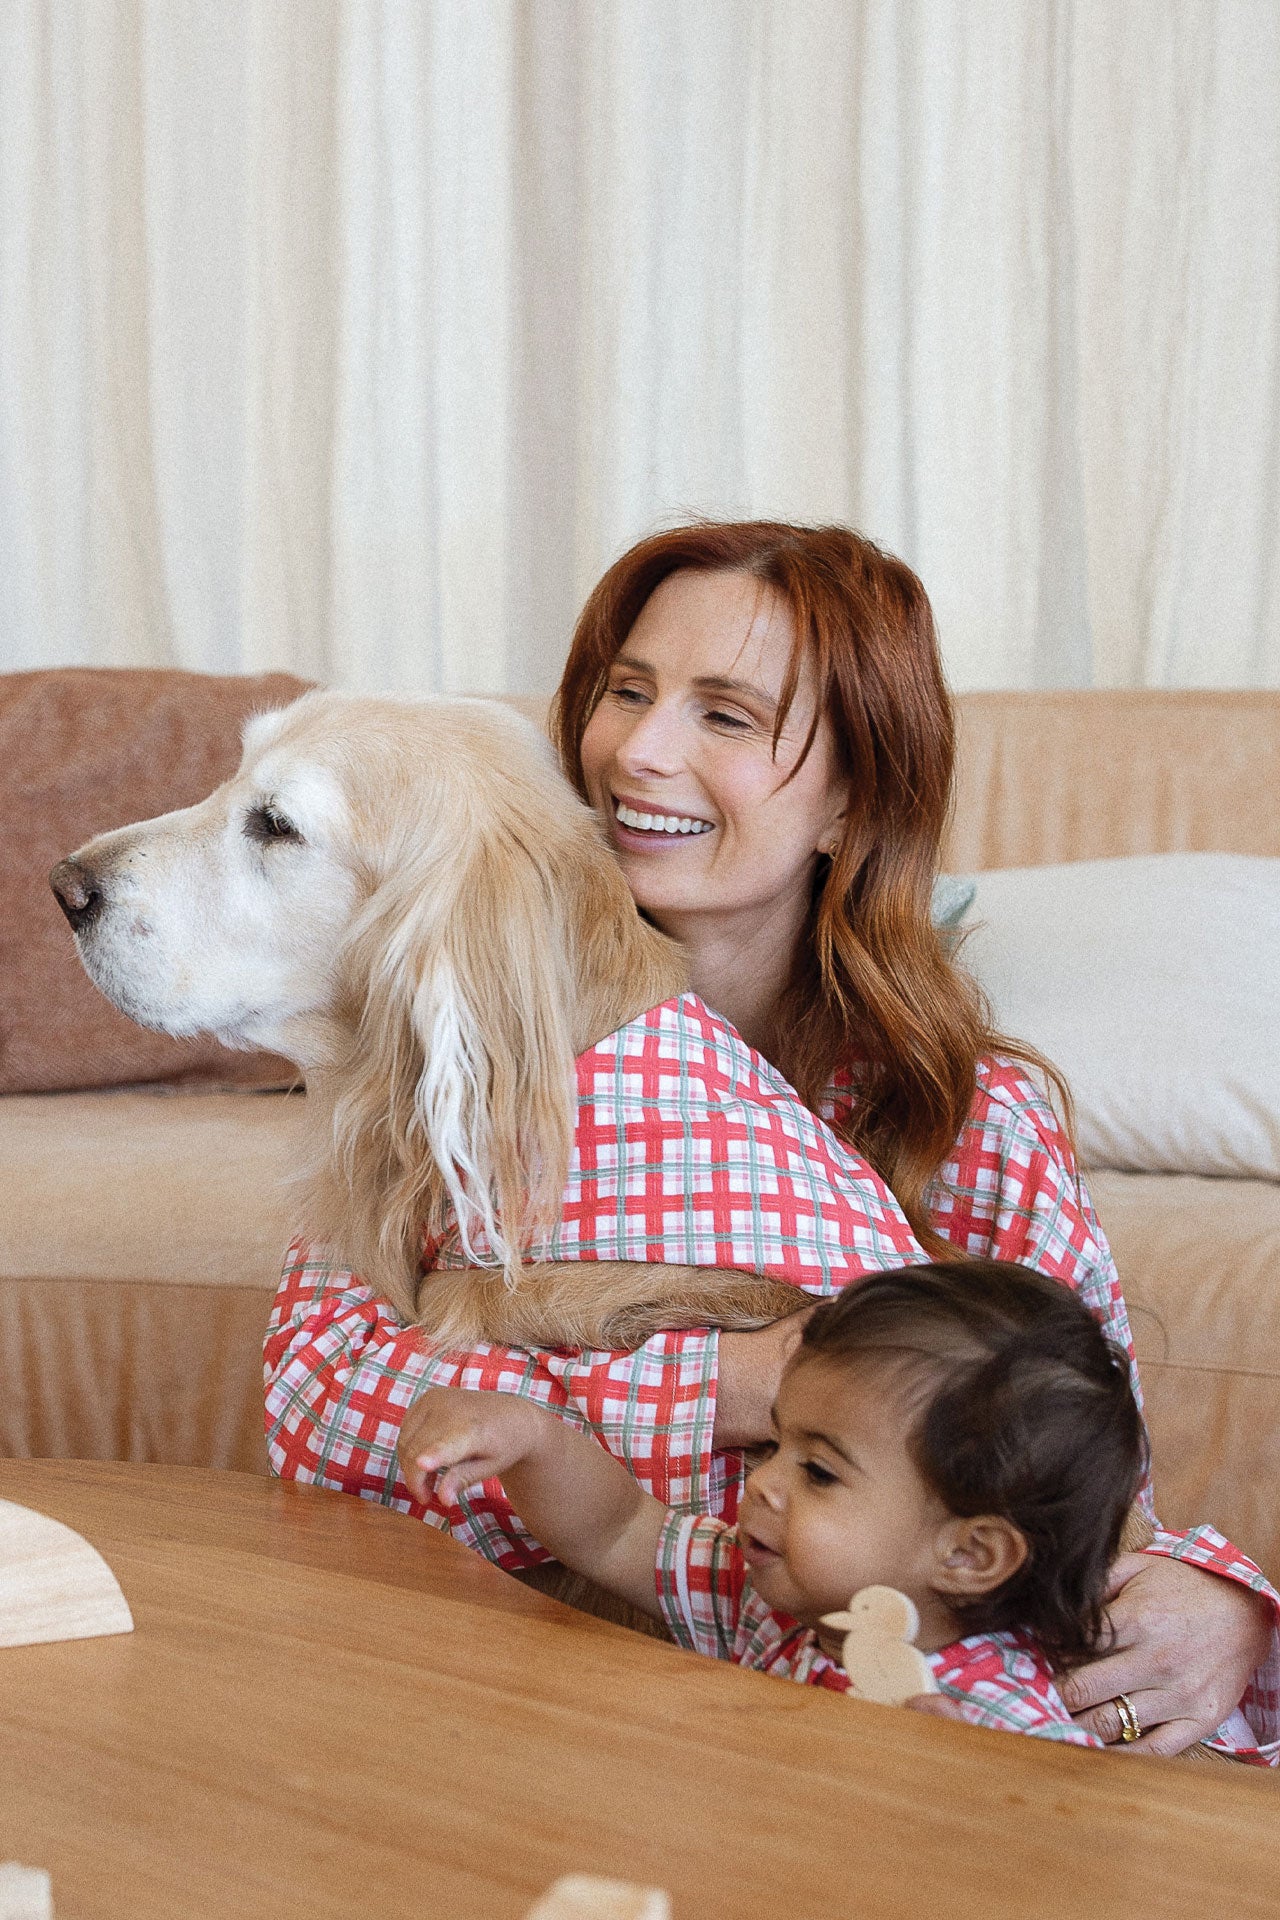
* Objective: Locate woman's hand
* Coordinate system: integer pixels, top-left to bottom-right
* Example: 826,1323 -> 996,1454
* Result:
1056,1553 -> 1274,1755
399,1386 -> 549,1505
713,1306 -> 815,1447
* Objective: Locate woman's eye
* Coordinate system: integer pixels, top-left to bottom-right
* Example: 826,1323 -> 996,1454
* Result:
705,708 -> 751,731
608,684 -> 649,707
245,803 -> 303,846
802,1460 -> 837,1487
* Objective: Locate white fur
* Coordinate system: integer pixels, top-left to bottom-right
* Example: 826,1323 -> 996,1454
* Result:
66,741 -> 355,1061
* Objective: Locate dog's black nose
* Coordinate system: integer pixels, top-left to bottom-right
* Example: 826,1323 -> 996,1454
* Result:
50,858 -> 104,932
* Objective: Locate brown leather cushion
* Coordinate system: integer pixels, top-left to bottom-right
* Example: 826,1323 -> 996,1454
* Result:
0,667 -> 312,1092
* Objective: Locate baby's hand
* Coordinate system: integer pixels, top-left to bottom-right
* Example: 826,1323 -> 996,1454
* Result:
398,1387 -> 550,1505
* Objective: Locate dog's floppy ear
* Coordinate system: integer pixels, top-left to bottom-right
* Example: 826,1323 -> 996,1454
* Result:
306,829 -> 579,1322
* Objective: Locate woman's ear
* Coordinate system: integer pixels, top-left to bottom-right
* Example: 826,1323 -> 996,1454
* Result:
929,1515 -> 1029,1601
817,799 -> 849,859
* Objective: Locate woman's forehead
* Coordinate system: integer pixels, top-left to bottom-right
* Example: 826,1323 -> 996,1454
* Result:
624,567 -> 818,710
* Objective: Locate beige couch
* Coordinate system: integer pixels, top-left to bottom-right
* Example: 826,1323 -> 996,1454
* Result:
3,688 -> 1277,1583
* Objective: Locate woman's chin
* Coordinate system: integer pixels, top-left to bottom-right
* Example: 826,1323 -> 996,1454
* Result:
619,876 -> 711,929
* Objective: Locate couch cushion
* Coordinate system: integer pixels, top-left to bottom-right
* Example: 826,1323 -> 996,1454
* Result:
0,1087 -> 307,1287
0,666 -> 311,1092
957,855 -> 1280,1179
0,1087 -> 308,1472
1090,1168 -> 1280,1587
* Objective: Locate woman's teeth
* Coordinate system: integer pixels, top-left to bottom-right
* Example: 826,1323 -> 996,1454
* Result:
615,803 -> 713,836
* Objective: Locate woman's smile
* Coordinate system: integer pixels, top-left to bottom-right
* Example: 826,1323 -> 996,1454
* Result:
611,793 -> 716,842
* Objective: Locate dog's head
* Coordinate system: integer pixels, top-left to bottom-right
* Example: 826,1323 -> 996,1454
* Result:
53,690 -> 685,1311
52,691 -> 366,1063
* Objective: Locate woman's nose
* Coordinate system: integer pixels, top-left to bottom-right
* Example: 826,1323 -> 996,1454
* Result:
614,699 -> 684,777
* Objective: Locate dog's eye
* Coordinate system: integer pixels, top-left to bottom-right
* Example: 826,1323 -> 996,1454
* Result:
244,803 -> 303,846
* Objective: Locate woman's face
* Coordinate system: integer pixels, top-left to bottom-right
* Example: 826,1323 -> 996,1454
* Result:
579,569 -> 848,948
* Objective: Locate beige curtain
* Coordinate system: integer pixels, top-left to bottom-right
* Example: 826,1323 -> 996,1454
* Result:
1,1 -> 1277,693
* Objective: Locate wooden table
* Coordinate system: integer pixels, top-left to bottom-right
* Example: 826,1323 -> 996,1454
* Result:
0,1462 -> 1275,1920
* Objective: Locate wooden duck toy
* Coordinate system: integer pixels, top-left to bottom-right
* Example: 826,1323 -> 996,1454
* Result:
821,1584 -> 938,1705
0,1500 -> 133,1649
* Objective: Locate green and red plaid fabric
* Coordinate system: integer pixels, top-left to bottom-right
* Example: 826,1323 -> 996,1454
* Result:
425,994 -> 922,1278
653,1510 -> 1275,1760
264,992 -> 1279,1762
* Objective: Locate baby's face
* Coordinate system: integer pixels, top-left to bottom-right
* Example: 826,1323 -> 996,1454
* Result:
737,1356 -> 947,1632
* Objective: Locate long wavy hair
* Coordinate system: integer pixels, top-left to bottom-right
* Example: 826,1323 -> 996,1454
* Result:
552,520 -> 1073,1258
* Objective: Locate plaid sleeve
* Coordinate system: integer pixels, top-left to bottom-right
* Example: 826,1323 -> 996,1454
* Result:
1143,1525 -> 1280,1766
264,1238 -> 725,1570
928,1061 -> 1147,1431
931,1636 -> 1102,1746
653,1509 -> 745,1659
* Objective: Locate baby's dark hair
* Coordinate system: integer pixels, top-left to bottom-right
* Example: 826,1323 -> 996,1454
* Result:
796,1259 -> 1146,1669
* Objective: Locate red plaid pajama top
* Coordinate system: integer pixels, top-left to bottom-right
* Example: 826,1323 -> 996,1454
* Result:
264,992 -> 1280,1762
654,1511 -> 1274,1760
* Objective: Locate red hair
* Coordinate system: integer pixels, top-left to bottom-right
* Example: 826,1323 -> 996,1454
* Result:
553,520 -> 1071,1257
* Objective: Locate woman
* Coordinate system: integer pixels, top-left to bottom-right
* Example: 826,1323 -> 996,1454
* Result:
267,520 -> 1277,1760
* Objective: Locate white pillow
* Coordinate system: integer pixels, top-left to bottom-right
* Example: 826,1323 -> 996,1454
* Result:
955,854 -> 1280,1179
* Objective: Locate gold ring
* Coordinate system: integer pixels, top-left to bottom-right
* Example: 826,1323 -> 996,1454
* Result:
1114,1693 -> 1142,1743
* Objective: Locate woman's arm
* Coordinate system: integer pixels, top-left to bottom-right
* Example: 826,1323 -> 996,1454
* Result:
400,1387 -> 666,1617
264,1239 -> 727,1565
714,1309 -> 814,1447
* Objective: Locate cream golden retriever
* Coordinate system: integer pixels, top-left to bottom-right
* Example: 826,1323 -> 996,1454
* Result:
51,691 -> 801,1350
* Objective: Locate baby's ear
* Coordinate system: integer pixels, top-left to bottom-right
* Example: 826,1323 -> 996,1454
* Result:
930,1514 -> 1028,1600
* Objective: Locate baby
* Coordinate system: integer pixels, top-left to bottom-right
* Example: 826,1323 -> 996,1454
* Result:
398,1259 -> 1145,1744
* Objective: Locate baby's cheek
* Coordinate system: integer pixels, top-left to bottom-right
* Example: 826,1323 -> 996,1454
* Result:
788,1518 -> 841,1589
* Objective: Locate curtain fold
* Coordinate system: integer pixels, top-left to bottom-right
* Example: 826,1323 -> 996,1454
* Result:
1,0 -> 1277,693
